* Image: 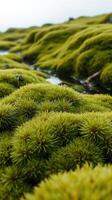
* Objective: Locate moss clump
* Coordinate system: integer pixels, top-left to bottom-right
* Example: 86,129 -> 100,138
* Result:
0,41 -> 15,50
0,69 -> 46,97
5,53 -> 22,62
0,84 -> 111,135
0,166 -> 29,200
12,124 -> 58,166
100,63 -> 112,87
47,138 -> 104,174
0,134 -> 12,168
0,69 -> 46,87
22,165 -> 112,200
80,114 -> 112,143
0,55 -> 29,70
0,111 -> 111,199
0,83 -> 15,98
0,104 -> 18,132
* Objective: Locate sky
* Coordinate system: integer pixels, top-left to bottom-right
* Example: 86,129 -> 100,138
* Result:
0,0 -> 112,31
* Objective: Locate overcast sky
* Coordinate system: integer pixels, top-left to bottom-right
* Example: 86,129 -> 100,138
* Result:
0,0 -> 112,31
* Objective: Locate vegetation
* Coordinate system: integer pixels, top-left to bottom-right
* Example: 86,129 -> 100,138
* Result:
22,165 -> 112,200
0,13 -> 111,199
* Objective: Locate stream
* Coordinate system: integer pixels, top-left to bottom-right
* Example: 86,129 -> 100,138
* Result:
0,50 -> 9,55
0,51 -> 111,95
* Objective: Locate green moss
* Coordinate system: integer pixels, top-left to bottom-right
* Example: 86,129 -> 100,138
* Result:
23,165 -> 112,200
15,15 -> 112,88
0,41 -> 15,50
0,104 -> 18,132
0,14 -> 112,199
5,53 -> 22,62
47,138 -> 104,174
0,134 -> 12,168
12,126 -> 58,166
0,69 -> 46,87
0,112 -> 111,199
0,84 -> 111,134
100,63 -> 112,87
0,69 -> 46,98
0,83 -> 15,98
0,166 -> 29,200
0,55 -> 29,70
80,113 -> 112,143
0,13 -> 111,88
76,49 -> 112,77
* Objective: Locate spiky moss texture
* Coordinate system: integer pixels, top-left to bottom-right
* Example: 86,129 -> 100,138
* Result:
0,69 -> 47,98
0,111 -> 112,199
0,83 -> 111,199
0,84 -> 111,136
22,164 -> 112,200
13,13 -> 111,89
0,84 -> 112,133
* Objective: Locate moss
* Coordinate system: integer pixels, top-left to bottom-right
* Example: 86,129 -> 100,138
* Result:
11,123 -> 58,166
23,29 -> 39,44
0,104 -> 18,132
0,112 -> 111,199
100,63 -> 112,87
80,113 -> 112,143
0,134 -> 12,168
0,84 -> 111,133
0,166 -> 29,200
76,49 -> 112,77
16,15 -> 112,88
0,13 -> 111,88
47,138 -> 104,174
5,53 -> 22,62
0,82 -> 15,98
0,41 -> 15,50
0,55 -> 29,70
0,84 -> 110,142
22,165 -> 112,200
0,68 -> 46,87
0,14 -> 112,199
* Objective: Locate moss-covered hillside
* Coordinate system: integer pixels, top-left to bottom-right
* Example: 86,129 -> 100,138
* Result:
0,13 -> 112,200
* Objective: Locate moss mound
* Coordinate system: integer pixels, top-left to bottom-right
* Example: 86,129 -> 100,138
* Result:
0,69 -> 46,98
0,55 -> 29,70
0,84 -> 111,140
23,165 -> 112,200
0,111 -> 112,199
100,63 -> 112,87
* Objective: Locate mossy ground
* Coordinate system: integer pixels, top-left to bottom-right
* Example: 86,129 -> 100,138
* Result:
0,13 -> 112,200
22,165 -> 112,200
